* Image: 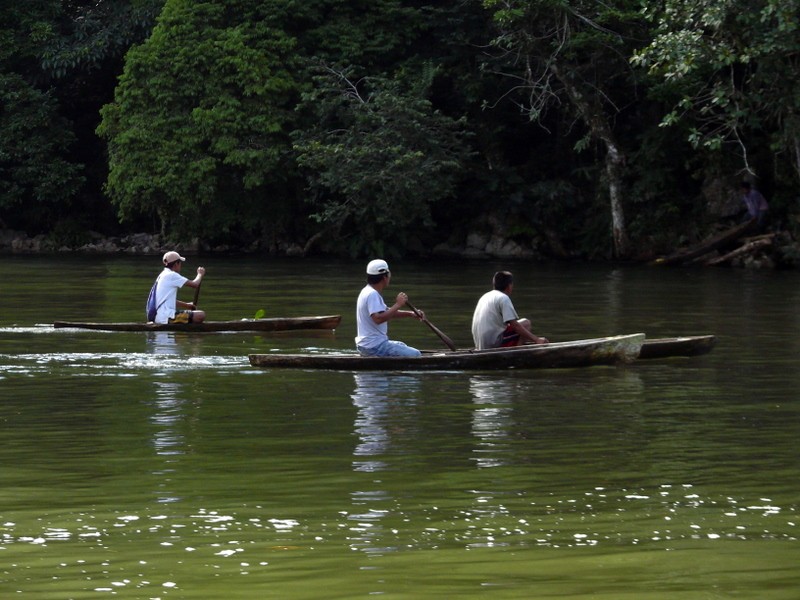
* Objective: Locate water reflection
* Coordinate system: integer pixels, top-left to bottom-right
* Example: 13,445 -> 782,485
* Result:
469,376 -> 515,469
147,332 -> 188,504
350,373 -> 421,473
605,268 -> 624,334
149,382 -> 187,504
146,331 -> 207,359
147,331 -> 179,356
348,373 -> 421,555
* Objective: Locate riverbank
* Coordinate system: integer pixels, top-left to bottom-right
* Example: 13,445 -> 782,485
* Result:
1,226 -> 796,268
0,230 -> 199,256
0,227 -> 545,260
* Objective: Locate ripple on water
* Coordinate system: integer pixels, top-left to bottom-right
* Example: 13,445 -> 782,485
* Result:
0,352 -> 248,376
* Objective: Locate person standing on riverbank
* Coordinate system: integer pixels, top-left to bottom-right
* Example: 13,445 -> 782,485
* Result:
151,251 -> 206,324
355,259 -> 423,357
740,181 -> 769,228
471,271 -> 548,350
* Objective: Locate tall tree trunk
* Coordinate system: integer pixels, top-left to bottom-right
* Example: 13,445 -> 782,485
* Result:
157,205 -> 167,239
605,143 -> 630,259
551,63 -> 631,258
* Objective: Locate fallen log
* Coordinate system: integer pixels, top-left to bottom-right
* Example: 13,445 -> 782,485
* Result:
651,219 -> 756,266
705,236 -> 774,266
740,232 -> 777,244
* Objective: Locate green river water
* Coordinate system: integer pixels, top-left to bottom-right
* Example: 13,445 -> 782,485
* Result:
0,255 -> 798,599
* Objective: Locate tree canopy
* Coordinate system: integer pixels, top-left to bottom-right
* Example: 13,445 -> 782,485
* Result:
0,2 -> 83,227
633,0 -> 800,185
294,65 -> 472,257
2,0 -> 798,259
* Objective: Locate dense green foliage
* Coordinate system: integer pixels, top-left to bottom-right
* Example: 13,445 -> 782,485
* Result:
482,0 -> 650,257
1,0 -> 798,258
97,0 -> 300,241
294,66 -> 472,257
633,0 -> 800,212
0,0 -> 163,232
0,2 -> 83,228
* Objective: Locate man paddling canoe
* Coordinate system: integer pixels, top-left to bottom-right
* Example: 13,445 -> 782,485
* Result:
150,251 -> 206,324
355,259 -> 423,357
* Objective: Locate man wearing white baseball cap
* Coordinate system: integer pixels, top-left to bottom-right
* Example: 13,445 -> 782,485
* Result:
147,250 -> 206,324
355,259 -> 423,357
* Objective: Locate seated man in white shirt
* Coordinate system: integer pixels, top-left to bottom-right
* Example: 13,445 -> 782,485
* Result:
471,271 -> 548,350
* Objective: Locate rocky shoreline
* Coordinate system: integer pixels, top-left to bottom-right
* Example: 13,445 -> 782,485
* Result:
0,230 -> 223,256
1,230 -> 163,255
0,227 -> 795,268
0,228 -> 543,260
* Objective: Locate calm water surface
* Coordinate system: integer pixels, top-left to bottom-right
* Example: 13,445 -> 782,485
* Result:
0,255 -> 798,599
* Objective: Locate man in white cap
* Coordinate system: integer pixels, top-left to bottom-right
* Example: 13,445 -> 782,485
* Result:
151,251 -> 206,324
355,259 -> 423,357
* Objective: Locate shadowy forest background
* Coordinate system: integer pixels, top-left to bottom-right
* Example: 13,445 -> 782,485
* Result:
2,0 -> 799,262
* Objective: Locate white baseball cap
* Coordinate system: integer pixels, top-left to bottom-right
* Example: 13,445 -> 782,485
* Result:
366,259 -> 390,275
162,251 -> 186,265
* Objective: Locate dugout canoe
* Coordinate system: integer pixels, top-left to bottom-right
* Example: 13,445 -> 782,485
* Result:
53,315 -> 341,333
639,335 -> 716,359
248,333 -> 645,371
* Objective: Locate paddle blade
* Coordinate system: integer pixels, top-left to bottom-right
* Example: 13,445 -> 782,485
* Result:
429,322 -> 457,351
405,299 -> 457,351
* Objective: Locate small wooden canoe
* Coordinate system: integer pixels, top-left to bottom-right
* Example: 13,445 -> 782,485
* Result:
53,315 -> 341,333
639,335 -> 716,359
248,333 -> 645,371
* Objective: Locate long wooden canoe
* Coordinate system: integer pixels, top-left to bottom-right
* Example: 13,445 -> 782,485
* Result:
53,315 -> 341,333
248,333 -> 645,371
639,335 -> 716,359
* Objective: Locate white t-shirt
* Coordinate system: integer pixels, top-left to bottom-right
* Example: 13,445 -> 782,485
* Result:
355,285 -> 388,349
471,290 -> 519,349
154,269 -> 189,324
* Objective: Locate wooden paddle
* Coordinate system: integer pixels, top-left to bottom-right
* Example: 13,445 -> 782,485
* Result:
191,280 -> 202,309
405,299 -> 457,351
